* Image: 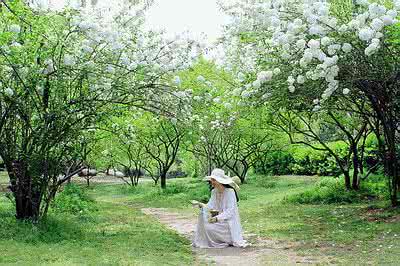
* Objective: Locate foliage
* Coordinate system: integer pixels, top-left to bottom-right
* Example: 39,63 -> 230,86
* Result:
52,183 -> 97,216
219,0 -> 400,205
0,0 -> 195,220
0,187 -> 193,265
286,175 -> 389,204
88,175 -> 400,265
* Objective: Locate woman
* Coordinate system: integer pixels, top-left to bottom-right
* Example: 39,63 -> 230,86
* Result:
191,168 -> 247,248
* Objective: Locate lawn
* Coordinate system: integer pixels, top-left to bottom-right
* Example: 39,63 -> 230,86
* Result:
1,174 -> 399,265
90,175 -> 400,265
0,174 -> 193,265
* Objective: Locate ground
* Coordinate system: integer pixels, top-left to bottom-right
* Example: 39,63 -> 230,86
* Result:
0,172 -> 399,265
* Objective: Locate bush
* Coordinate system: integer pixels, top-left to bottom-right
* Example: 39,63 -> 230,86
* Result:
256,142 -> 353,177
285,175 -> 389,204
285,177 -> 361,204
255,151 -> 295,175
52,183 -> 97,216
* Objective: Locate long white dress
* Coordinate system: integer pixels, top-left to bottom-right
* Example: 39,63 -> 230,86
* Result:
193,188 -> 247,248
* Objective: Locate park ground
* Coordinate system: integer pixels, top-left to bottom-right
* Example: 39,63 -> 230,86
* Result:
0,172 -> 399,265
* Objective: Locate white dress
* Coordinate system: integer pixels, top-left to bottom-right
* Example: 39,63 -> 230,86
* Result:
193,188 -> 247,248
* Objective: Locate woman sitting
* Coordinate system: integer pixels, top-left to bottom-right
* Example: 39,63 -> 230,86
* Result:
192,168 -> 247,248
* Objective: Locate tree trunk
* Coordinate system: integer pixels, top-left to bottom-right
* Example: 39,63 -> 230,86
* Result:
160,172 -> 167,189
240,165 -> 249,184
344,170 -> 351,190
9,161 -> 42,221
352,144 -> 360,190
386,145 -> 399,207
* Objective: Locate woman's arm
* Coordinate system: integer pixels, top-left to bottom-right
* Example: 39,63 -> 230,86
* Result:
215,189 -> 236,221
206,189 -> 216,209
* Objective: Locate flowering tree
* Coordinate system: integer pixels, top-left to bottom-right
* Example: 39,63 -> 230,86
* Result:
219,0 -> 400,206
138,115 -> 187,189
0,0 -> 196,220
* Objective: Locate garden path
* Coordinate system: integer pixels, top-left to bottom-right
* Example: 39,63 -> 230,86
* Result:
141,208 -> 322,265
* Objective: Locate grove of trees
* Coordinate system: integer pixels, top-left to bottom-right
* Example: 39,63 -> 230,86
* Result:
0,0 -> 399,222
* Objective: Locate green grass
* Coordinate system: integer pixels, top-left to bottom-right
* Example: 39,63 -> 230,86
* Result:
0,179 -> 193,265
91,175 -> 400,265
1,174 -> 399,265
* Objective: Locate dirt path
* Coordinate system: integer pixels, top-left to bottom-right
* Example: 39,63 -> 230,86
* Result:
142,208 -> 322,265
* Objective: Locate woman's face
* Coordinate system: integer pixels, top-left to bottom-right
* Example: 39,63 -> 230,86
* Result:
210,178 -> 219,188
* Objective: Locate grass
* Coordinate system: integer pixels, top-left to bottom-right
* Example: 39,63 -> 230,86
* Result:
0,175 -> 193,265
91,175 -> 400,265
1,173 -> 399,265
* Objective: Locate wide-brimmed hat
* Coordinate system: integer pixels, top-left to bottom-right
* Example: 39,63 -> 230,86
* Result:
204,168 -> 240,191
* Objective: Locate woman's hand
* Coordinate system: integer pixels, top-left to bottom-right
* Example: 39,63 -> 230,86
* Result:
208,217 -> 218,223
191,200 -> 205,208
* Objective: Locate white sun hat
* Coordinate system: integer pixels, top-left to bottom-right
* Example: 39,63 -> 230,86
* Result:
204,168 -> 240,191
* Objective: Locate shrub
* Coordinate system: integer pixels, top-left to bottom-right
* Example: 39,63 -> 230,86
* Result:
52,183 -> 97,216
285,177 -> 360,204
285,175 -> 389,204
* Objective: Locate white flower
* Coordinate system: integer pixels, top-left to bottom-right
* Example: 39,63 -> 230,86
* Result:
339,25 -> 349,33
356,0 -> 368,5
106,65 -> 115,73
213,97 -> 221,103
387,10 -> 398,19
82,45 -> 93,54
343,88 -> 350,95
9,24 -> 21,33
10,42 -> 22,48
4,88 -> 14,97
241,90 -> 251,98
273,68 -> 281,75
193,95 -> 202,101
43,59 -> 55,74
395,1 -> 400,10
369,3 -> 386,19
381,15 -> 395,26
342,43 -> 353,53
289,86 -> 296,93
252,79 -> 261,89
313,105 -> 321,112
313,99 -> 320,105
308,39 -> 320,50
197,75 -> 206,82
296,39 -> 306,49
297,75 -> 305,84
237,72 -> 246,82
257,71 -> 273,82
287,76 -> 295,85
321,37 -> 332,46
358,27 -> 375,41
173,76 -> 181,86
63,54 -> 75,66
224,102 -> 233,109
371,18 -> 384,31
327,44 -> 341,56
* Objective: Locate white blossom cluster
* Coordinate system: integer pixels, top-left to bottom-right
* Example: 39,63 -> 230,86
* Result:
218,0 -> 400,110
1,1 -> 197,114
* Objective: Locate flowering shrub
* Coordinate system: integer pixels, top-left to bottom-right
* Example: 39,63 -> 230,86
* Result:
0,0 -> 197,220
219,0 -> 399,105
